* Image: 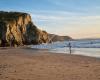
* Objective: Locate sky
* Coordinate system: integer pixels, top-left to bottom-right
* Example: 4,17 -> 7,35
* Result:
0,0 -> 100,39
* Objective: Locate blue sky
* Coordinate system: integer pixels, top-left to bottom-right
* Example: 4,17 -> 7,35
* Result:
0,0 -> 100,38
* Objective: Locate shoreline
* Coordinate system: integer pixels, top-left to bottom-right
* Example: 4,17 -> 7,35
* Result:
0,48 -> 100,80
0,47 -> 100,59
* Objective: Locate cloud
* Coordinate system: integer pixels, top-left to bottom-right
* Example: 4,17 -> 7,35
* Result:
29,9 -> 100,38
30,11 -> 100,25
31,14 -> 64,21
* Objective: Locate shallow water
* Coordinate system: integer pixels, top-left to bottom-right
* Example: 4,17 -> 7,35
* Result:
49,47 -> 100,58
30,39 -> 100,58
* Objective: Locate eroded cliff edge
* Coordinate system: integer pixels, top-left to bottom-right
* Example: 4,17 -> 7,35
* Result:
0,11 -> 49,47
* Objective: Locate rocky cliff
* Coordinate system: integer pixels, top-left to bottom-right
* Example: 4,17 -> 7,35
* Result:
0,11 -> 49,47
49,34 -> 72,42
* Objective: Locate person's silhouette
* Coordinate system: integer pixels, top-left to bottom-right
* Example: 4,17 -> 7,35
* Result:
68,42 -> 71,54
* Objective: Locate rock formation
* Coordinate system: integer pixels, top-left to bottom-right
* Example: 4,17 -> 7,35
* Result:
49,34 -> 72,42
0,11 -> 49,47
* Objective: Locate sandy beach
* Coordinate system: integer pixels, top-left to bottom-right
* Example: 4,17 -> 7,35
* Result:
0,48 -> 100,80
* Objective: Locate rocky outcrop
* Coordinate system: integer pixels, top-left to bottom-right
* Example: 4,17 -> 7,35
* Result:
49,34 -> 72,42
0,11 -> 49,47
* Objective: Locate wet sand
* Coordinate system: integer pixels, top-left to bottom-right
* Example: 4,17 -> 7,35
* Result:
0,48 -> 100,80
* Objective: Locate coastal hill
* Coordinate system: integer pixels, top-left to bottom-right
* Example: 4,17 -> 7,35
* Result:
0,11 -> 72,47
0,11 -> 49,47
49,34 -> 72,42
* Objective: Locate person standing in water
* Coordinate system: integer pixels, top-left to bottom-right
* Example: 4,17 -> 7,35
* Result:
68,42 -> 71,54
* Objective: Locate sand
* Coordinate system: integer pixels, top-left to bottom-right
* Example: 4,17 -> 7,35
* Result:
0,48 -> 100,80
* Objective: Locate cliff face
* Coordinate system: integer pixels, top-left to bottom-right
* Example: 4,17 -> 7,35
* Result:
0,11 -> 49,47
49,34 -> 72,42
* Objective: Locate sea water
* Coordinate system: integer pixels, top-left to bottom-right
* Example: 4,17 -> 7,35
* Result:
49,47 -> 100,58
29,39 -> 100,58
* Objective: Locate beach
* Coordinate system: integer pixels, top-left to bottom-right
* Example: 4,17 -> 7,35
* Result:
0,48 -> 100,80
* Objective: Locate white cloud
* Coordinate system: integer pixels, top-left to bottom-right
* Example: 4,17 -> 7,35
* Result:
31,14 -> 64,21
29,10 -> 100,38
31,12 -> 100,25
